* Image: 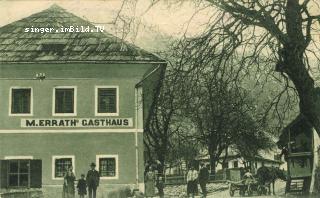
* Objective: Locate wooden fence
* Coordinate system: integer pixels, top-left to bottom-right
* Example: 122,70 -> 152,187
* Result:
165,173 -> 225,185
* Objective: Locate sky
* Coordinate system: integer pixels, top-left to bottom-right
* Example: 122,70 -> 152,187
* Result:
0,0 -> 214,42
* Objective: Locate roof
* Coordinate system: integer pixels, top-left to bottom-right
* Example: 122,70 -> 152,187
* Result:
277,114 -> 313,149
217,154 -> 282,164
0,5 -> 164,63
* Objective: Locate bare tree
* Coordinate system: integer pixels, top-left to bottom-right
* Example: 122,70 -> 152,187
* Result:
180,0 -> 320,134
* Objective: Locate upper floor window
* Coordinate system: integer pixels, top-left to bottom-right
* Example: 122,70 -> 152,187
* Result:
95,86 -> 119,116
10,88 -> 32,116
53,87 -> 77,116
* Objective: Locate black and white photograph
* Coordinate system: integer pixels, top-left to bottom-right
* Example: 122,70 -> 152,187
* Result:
0,0 -> 320,197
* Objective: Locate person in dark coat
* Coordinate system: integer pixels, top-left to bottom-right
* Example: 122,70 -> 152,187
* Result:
77,174 -> 87,198
86,162 -> 100,198
155,160 -> 165,198
198,163 -> 209,198
187,165 -> 198,198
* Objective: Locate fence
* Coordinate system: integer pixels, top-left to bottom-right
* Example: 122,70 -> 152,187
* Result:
165,173 -> 225,185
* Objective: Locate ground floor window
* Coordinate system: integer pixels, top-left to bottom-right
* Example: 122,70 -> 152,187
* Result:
0,159 -> 42,188
8,160 -> 29,187
96,155 -> 118,179
52,156 -> 74,179
222,162 -> 229,169
233,161 -> 238,168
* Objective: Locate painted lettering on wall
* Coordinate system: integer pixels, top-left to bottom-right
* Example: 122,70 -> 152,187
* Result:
21,118 -> 133,128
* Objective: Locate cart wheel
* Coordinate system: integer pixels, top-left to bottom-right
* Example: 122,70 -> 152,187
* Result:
257,186 -> 262,196
229,184 -> 235,197
247,186 -> 253,196
229,190 -> 235,197
239,187 -> 245,196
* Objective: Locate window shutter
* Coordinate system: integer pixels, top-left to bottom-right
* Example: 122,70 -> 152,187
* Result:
30,160 -> 42,188
0,160 -> 8,188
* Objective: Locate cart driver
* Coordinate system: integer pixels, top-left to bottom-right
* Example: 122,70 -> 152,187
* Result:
243,169 -> 254,192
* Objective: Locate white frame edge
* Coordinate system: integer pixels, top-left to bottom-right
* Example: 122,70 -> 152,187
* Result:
8,87 -> 33,116
52,155 -> 75,180
94,85 -> 119,117
52,86 -> 77,117
96,154 -> 119,180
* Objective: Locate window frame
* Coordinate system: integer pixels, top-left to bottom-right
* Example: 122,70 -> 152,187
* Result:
52,155 -> 75,180
7,159 -> 31,188
96,154 -> 119,180
9,87 -> 33,116
52,86 -> 77,116
95,86 -> 119,116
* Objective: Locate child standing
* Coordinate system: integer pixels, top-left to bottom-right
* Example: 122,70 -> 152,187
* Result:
77,174 -> 87,198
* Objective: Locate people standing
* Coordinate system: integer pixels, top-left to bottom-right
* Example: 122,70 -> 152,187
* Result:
156,175 -> 165,198
155,160 -> 165,198
145,166 -> 156,197
199,163 -> 209,198
77,174 -> 87,198
86,162 -> 100,198
187,165 -> 198,198
63,167 -> 76,198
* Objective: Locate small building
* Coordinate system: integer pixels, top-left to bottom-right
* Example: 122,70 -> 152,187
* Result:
215,153 -> 283,173
0,5 -> 166,197
277,115 -> 320,194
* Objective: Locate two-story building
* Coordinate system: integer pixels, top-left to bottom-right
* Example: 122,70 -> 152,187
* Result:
0,5 -> 165,197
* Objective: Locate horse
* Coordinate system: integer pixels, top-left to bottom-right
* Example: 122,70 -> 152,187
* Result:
256,166 -> 287,195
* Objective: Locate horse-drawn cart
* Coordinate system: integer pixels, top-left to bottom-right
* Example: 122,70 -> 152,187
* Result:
228,179 -> 268,197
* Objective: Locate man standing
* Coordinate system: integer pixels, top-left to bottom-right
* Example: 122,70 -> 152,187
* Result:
86,162 -> 100,198
198,163 -> 209,198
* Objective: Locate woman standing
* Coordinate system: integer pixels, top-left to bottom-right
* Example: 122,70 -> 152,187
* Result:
187,165 -> 198,198
63,167 -> 76,198
145,166 -> 156,197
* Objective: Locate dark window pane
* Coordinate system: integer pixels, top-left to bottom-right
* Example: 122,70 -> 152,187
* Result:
9,161 -> 19,173
55,158 -> 72,178
11,89 -> 31,114
19,161 -> 30,173
19,174 -> 29,187
55,89 -> 74,113
98,88 -> 117,113
9,174 -> 18,187
99,158 -> 116,177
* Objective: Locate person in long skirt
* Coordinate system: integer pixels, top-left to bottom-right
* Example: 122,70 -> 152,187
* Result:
187,165 -> 198,198
63,167 -> 76,198
145,166 -> 156,197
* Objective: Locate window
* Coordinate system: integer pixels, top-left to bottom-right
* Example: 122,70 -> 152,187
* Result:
95,86 -> 119,116
52,156 -> 75,179
10,88 -> 32,115
0,159 -> 42,189
8,160 -> 29,187
96,155 -> 118,179
222,162 -> 229,169
233,161 -> 238,168
53,87 -> 76,116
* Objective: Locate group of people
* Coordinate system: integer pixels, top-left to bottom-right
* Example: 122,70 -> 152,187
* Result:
187,163 -> 210,198
144,160 -> 165,198
63,162 -> 100,198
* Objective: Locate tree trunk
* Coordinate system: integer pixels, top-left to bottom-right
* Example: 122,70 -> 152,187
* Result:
280,0 -> 320,136
209,153 -> 216,175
